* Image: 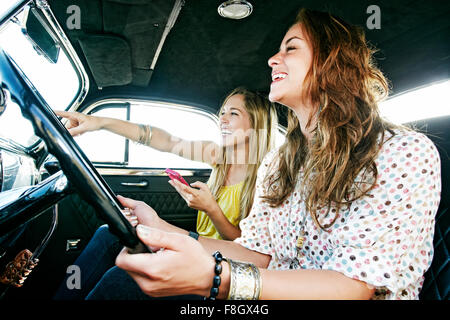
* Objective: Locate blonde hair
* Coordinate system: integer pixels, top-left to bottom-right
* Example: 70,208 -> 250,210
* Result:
262,9 -> 399,230
208,87 -> 278,220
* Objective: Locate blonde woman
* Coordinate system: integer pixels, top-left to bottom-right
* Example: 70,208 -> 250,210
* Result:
57,87 -> 277,240
107,8 -> 440,301
54,87 -> 278,299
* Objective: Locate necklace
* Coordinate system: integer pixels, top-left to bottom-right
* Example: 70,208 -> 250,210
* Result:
295,198 -> 309,252
296,215 -> 307,251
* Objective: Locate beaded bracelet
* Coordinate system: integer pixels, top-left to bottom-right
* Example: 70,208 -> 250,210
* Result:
205,251 -> 224,300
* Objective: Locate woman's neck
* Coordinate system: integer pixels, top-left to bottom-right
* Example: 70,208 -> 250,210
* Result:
293,102 -> 317,142
223,141 -> 249,185
225,139 -> 250,166
225,164 -> 247,186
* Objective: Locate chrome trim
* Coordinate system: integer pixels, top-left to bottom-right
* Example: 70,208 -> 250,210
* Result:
120,181 -> 148,187
54,174 -> 68,192
66,239 -> 81,252
218,0 -> 253,20
0,137 -> 31,157
0,150 -> 3,191
83,98 -> 220,125
150,0 -> 184,71
31,202 -> 59,260
96,167 -> 205,177
33,0 -> 89,111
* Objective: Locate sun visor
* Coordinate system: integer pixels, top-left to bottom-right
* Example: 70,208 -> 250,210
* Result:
78,35 -> 132,88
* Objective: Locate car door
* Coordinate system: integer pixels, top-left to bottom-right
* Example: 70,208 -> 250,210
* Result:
66,99 -> 221,233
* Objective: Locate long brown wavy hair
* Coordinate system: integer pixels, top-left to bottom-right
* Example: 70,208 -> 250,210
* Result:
262,8 -> 398,230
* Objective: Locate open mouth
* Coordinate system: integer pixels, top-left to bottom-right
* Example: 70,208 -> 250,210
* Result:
271,72 -> 287,83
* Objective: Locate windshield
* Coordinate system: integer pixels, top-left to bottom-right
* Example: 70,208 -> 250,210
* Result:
0,8 -> 80,110
0,0 -> 25,20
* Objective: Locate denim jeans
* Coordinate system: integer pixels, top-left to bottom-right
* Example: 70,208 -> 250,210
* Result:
54,224 -> 202,300
53,225 -> 123,300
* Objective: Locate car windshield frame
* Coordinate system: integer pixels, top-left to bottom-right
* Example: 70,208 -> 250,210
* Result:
0,0 -> 89,151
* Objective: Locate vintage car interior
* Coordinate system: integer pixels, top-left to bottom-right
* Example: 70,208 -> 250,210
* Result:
0,0 -> 448,300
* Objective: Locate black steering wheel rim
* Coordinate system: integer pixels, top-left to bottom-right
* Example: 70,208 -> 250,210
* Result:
0,50 -> 142,250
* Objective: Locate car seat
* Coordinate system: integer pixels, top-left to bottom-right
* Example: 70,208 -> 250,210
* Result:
410,115 -> 450,300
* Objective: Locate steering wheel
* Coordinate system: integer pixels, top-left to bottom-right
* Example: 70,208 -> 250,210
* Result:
0,50 -> 148,253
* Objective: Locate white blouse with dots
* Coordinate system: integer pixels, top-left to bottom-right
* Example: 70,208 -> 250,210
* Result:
234,129 -> 441,300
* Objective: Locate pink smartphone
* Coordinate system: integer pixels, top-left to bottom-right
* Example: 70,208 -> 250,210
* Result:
165,168 -> 189,186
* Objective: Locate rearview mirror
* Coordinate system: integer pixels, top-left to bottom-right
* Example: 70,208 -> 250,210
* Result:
21,6 -> 60,64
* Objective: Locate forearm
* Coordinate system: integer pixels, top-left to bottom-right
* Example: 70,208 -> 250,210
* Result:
99,117 -> 142,142
213,267 -> 375,300
205,204 -> 241,241
258,269 -> 374,300
100,117 -> 178,153
159,217 -> 269,268
199,236 -> 270,269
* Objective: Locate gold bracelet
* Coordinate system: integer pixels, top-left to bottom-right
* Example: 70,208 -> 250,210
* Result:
227,259 -> 261,300
137,124 -> 153,146
144,124 -> 153,146
137,124 -> 145,144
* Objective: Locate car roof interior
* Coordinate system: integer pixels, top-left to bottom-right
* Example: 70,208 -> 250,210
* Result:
47,0 -> 449,119
0,0 -> 448,301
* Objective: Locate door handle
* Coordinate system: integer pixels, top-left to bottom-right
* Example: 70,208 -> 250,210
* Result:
120,181 -> 148,187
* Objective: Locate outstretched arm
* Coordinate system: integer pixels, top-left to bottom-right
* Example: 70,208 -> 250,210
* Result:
55,110 -> 220,164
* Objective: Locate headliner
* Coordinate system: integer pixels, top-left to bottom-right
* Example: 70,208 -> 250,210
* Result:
48,0 -> 449,112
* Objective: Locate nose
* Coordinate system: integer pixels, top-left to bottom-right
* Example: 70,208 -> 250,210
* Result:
220,113 -> 229,124
268,51 -> 281,68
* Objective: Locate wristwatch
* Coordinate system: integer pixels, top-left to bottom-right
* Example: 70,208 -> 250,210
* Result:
188,231 -> 199,240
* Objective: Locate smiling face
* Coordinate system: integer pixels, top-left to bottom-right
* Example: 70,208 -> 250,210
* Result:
268,23 -> 313,110
219,94 -> 252,148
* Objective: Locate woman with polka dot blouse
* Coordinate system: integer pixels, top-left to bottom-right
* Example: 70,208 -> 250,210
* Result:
109,8 -> 441,300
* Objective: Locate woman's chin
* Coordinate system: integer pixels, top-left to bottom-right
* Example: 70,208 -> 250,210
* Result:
268,88 -> 284,103
268,92 -> 278,103
221,136 -> 233,148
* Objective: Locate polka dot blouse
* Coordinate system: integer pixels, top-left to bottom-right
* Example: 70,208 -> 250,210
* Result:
234,129 -> 441,300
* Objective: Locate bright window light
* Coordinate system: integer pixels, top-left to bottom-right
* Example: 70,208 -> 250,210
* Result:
0,0 -> 23,19
379,80 -> 450,124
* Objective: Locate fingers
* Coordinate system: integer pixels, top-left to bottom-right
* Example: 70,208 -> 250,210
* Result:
115,246 -> 154,277
117,195 -> 139,210
136,225 -> 187,252
115,226 -> 189,274
54,110 -> 80,121
189,181 -> 207,189
169,179 -> 196,195
168,180 -> 190,201
54,110 -> 70,118
127,215 -> 139,227
67,125 -> 87,137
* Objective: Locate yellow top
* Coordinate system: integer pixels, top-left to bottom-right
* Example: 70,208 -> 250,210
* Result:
196,181 -> 244,240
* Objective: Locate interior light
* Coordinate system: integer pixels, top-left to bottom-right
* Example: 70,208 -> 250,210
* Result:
379,80 -> 450,124
218,0 -> 253,20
